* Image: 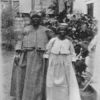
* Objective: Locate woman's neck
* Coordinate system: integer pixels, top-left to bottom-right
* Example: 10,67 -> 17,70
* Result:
33,25 -> 40,30
58,35 -> 66,40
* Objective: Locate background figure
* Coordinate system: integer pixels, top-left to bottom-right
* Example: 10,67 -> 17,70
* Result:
87,35 -> 97,74
88,33 -> 100,100
46,24 -> 81,100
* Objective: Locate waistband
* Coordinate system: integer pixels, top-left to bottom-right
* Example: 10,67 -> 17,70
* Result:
50,52 -> 71,55
22,47 -> 45,52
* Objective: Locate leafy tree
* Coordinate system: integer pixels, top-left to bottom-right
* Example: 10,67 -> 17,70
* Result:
2,6 -> 16,50
48,0 -> 59,17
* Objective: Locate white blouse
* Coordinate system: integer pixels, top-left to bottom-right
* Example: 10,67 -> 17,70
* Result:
46,37 -> 76,57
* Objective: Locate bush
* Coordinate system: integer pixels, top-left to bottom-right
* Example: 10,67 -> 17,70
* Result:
2,6 -> 17,51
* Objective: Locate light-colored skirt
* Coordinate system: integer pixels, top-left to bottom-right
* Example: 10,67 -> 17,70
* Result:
46,54 -> 81,100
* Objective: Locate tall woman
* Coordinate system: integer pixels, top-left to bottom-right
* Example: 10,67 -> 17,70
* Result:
10,12 -> 54,100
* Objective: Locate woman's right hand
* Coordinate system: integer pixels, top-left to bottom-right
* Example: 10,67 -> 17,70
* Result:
14,50 -> 21,65
14,54 -> 20,65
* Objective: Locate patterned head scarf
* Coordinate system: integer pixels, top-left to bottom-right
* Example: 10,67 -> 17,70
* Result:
57,23 -> 68,31
30,11 -> 41,18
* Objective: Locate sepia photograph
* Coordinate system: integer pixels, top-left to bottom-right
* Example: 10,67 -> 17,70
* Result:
0,0 -> 100,100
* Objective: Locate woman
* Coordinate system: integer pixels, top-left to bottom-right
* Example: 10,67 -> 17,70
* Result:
46,23 -> 81,100
87,34 -> 97,74
10,12 -> 54,100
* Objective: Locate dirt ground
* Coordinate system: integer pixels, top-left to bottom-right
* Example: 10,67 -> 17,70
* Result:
2,50 -> 14,100
1,50 -> 97,100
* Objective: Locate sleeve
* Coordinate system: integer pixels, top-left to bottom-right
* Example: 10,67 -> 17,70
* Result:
15,34 -> 23,51
46,29 -> 55,39
69,41 -> 76,61
88,36 -> 97,52
15,40 -> 22,51
43,38 -> 56,58
46,38 -> 56,51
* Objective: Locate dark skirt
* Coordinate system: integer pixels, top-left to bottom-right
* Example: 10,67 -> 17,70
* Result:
10,50 -> 48,100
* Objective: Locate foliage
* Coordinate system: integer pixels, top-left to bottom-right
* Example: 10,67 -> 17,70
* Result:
2,7 -> 13,28
48,0 -> 59,17
2,7 -> 16,50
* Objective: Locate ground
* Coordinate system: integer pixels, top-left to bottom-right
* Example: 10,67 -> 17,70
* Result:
2,50 -> 14,100
1,50 -> 97,100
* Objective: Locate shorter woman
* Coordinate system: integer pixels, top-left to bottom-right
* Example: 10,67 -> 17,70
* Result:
46,23 -> 81,100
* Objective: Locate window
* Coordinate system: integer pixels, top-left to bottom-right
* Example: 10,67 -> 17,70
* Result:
87,3 -> 94,17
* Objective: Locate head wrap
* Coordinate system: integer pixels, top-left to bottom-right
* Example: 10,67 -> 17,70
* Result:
30,11 -> 41,18
57,23 -> 68,31
58,23 -> 68,28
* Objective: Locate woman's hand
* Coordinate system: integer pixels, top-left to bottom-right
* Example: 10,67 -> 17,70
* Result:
14,53 -> 20,65
43,53 -> 49,59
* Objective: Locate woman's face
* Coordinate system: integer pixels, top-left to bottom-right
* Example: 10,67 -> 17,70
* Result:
59,28 -> 66,36
31,17 -> 41,26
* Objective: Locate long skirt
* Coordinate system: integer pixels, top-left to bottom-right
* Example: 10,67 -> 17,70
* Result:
46,54 -> 81,100
10,50 -> 47,100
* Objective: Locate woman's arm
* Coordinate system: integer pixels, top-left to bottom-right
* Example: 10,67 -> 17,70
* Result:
43,38 -> 56,58
46,29 -> 55,40
88,35 -> 97,52
69,41 -> 77,62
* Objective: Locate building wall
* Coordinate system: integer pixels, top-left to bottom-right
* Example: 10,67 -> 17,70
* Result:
19,0 -> 53,13
85,0 -> 99,19
73,0 -> 87,14
34,0 -> 41,11
1,1 -> 9,10
73,0 -> 100,19
19,0 -> 32,13
1,0 -> 19,12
